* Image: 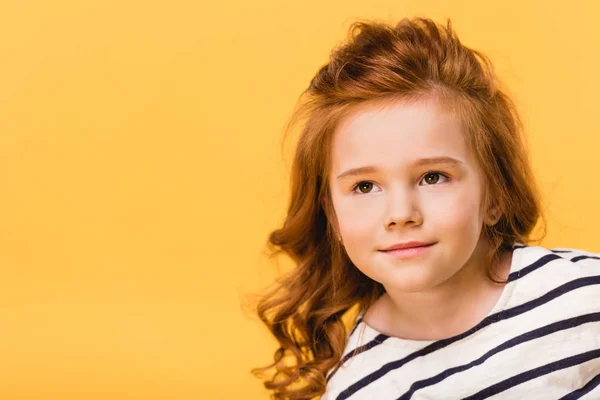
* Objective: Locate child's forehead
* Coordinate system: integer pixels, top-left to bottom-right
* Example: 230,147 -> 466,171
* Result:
336,96 -> 459,134
331,100 -> 468,164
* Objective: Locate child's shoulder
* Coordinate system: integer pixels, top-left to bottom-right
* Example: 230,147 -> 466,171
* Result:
507,243 -> 600,305
513,243 -> 600,273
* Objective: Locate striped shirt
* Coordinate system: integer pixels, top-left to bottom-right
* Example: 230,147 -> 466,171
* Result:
322,244 -> 600,399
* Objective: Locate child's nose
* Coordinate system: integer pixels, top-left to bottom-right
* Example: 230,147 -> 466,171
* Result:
383,189 -> 423,229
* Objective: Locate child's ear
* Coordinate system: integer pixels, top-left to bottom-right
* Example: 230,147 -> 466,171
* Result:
485,205 -> 503,226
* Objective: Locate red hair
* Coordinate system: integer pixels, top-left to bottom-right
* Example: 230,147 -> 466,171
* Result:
251,17 -> 546,399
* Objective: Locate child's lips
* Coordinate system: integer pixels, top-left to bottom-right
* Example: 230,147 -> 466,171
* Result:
380,241 -> 436,251
379,243 -> 436,258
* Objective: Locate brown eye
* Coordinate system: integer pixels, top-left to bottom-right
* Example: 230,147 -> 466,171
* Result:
424,173 -> 439,185
355,181 -> 374,194
421,172 -> 448,185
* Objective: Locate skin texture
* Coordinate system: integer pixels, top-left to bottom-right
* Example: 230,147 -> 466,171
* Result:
328,96 -> 511,340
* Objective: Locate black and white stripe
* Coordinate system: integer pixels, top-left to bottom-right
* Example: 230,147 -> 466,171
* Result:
322,245 -> 600,400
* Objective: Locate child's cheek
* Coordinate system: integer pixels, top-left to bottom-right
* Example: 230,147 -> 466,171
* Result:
429,188 -> 483,233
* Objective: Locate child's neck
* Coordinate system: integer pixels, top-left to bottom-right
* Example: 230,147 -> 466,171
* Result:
364,244 -> 513,341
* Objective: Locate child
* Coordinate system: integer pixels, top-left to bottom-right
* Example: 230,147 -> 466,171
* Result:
251,17 -> 600,399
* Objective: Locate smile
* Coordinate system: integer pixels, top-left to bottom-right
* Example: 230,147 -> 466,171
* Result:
379,243 -> 435,259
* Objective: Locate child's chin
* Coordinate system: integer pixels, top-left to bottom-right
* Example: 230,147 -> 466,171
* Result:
382,271 -> 441,294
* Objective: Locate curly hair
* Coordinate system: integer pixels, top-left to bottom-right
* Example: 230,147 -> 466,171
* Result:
251,17 -> 546,399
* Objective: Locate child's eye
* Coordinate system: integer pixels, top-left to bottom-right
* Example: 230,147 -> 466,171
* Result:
351,173 -> 449,194
420,172 -> 449,185
352,181 -> 381,194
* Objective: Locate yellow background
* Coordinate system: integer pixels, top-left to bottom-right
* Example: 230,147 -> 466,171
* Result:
0,0 -> 598,398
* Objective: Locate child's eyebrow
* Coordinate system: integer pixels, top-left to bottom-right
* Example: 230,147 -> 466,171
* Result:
336,156 -> 464,180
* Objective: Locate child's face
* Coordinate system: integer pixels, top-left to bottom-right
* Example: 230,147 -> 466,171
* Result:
329,96 -> 489,294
